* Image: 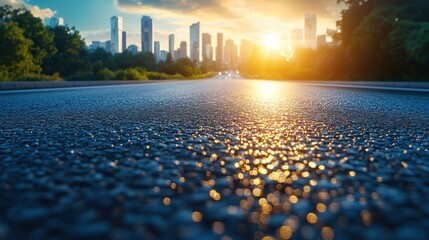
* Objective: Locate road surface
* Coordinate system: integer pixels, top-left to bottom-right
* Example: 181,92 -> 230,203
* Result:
1,76 -> 429,240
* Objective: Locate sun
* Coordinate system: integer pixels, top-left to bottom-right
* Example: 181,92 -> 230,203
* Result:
263,34 -> 280,50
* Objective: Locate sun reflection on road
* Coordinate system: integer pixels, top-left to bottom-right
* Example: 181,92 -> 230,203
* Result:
200,113 -> 344,240
253,81 -> 284,103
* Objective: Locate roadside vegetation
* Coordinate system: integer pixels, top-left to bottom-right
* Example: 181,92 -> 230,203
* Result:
0,5 -> 209,82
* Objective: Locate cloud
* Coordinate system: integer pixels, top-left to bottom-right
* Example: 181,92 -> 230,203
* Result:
0,0 -> 55,19
116,0 -> 341,21
80,29 -> 110,44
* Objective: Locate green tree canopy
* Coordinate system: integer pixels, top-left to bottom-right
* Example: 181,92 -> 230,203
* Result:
336,0 -> 429,80
1,6 -> 56,70
43,26 -> 89,77
0,21 -> 39,80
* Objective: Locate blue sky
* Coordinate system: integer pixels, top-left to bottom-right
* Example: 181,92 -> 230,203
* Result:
2,0 -> 344,51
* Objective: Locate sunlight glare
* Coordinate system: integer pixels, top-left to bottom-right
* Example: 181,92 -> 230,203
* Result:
263,35 -> 280,50
254,81 -> 282,103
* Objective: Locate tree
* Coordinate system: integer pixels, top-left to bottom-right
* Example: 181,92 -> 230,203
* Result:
0,22 -> 38,80
336,0 -> 429,80
88,48 -> 113,70
5,7 -> 56,71
166,53 -> 173,64
112,51 -> 140,70
406,23 -> 429,68
43,26 -> 89,77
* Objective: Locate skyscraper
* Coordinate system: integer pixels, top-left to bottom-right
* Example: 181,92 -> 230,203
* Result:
174,50 -> 180,60
168,34 -> 175,57
122,31 -> 127,52
224,39 -> 238,69
160,50 -> 168,62
202,33 -> 212,63
317,34 -> 327,48
128,45 -> 138,54
239,39 -> 253,64
190,22 -> 200,63
89,41 -> 101,51
305,14 -> 317,49
111,16 -> 123,54
154,41 -> 161,62
49,17 -> 64,28
291,28 -> 304,49
141,16 -> 153,53
179,41 -> 187,59
105,41 -> 112,53
216,33 -> 224,64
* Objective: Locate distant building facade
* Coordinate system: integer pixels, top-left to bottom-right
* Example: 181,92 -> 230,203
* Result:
169,34 -> 175,58
224,39 -> 238,69
111,16 -> 123,54
128,44 -> 139,54
190,22 -> 200,63
202,33 -> 212,63
239,39 -> 253,64
104,41 -> 112,53
122,31 -> 127,53
141,16 -> 153,53
291,28 -> 304,49
179,41 -> 187,59
216,33 -> 224,64
89,41 -> 101,51
154,41 -> 161,62
317,34 -> 327,48
160,50 -> 168,62
49,17 -> 64,28
305,14 -> 317,49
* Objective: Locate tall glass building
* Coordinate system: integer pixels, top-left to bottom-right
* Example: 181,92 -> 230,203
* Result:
216,33 -> 224,64
154,41 -> 161,62
190,22 -> 200,63
168,34 -> 175,57
141,16 -> 153,53
305,14 -> 317,49
122,31 -> 127,52
110,16 -> 123,54
202,33 -> 212,63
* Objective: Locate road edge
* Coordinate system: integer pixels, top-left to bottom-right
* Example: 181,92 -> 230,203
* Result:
296,81 -> 429,93
0,79 -> 196,91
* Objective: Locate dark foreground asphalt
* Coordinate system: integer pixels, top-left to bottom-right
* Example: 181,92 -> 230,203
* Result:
1,77 -> 429,240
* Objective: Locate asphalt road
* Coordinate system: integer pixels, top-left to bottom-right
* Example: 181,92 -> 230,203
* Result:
1,76 -> 429,240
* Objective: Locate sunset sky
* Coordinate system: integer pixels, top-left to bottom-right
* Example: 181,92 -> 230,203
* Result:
1,0 -> 344,51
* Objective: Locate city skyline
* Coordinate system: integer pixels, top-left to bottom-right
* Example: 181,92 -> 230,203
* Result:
91,13 -> 329,65
0,0 -> 344,53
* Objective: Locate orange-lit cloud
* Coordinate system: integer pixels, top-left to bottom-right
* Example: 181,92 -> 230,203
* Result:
116,0 -> 340,21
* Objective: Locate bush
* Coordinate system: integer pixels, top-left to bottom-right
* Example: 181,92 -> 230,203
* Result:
95,68 -> 116,80
0,67 -> 9,81
65,72 -> 94,81
116,68 -> 147,80
23,73 -> 63,81
147,72 -> 185,80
